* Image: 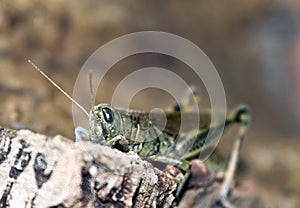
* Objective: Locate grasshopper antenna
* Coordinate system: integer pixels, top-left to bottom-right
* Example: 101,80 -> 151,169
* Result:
28,59 -> 89,117
89,70 -> 96,116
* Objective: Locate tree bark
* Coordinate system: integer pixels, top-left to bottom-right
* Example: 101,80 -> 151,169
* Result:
0,126 -> 180,208
0,126 -> 270,208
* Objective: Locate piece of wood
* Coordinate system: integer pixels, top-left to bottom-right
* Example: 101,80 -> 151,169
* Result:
0,126 -> 270,208
0,126 -> 180,208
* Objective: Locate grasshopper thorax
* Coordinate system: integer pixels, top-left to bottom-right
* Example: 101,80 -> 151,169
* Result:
89,104 -> 123,143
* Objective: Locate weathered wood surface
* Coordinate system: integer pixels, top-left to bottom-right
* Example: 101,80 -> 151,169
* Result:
0,126 -> 269,208
0,127 -> 179,208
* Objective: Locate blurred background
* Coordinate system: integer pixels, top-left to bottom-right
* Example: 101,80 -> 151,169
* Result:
0,0 -> 300,207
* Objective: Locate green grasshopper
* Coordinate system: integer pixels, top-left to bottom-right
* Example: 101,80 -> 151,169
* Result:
28,60 -> 250,207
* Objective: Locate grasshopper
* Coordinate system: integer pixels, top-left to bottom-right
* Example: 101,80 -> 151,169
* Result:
28,60 -> 250,207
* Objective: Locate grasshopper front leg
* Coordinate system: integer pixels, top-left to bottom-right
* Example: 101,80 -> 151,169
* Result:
75,126 -> 90,143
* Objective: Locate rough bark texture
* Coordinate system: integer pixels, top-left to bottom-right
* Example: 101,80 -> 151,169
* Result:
0,126 -> 270,208
0,126 -> 180,208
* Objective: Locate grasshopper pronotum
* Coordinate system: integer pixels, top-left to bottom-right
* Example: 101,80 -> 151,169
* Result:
28,60 -> 250,207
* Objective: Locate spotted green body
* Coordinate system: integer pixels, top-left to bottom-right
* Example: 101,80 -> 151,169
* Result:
87,104 -> 176,158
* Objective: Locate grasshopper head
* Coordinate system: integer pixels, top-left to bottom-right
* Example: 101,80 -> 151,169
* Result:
89,104 -> 123,144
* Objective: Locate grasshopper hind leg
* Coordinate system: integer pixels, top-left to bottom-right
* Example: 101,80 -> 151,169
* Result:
215,106 -> 250,208
177,106 -> 250,207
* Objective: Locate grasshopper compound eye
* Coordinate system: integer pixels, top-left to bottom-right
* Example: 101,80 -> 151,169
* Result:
102,107 -> 114,123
